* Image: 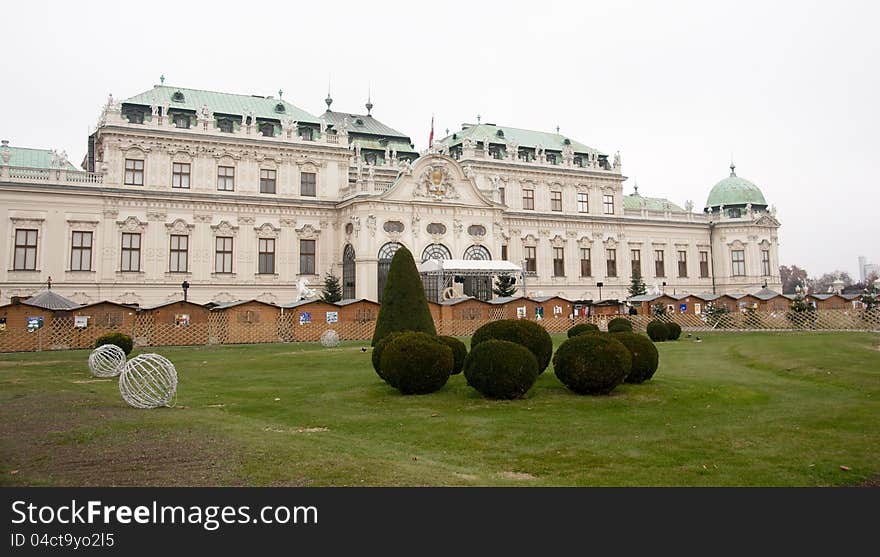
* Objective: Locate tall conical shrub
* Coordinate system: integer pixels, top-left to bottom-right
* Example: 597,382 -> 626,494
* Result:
371,246 -> 436,345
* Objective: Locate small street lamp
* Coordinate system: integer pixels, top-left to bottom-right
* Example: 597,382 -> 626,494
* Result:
181,280 -> 190,302
597,281 -> 604,302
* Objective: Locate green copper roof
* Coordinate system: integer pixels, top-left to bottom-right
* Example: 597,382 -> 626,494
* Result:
349,137 -> 417,154
705,164 -> 767,209
437,123 -> 602,155
623,194 -> 686,212
1,145 -> 77,170
122,85 -> 322,124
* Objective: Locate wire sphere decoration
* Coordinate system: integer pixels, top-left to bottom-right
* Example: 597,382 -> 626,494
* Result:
88,344 -> 127,378
320,329 -> 340,348
119,353 -> 178,409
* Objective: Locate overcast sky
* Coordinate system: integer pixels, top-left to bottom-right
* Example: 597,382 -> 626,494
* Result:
4,0 -> 878,278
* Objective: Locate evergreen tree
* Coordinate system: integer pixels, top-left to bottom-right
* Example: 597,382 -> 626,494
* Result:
493,272 -> 518,297
320,272 -> 342,303
628,270 -> 647,297
371,246 -> 437,345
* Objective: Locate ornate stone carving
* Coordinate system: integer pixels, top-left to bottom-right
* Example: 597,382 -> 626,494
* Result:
238,216 -> 256,226
254,222 -> 280,238
165,218 -> 194,234
117,216 -> 147,232
366,215 -> 376,237
193,213 -> 213,224
280,217 -> 298,228
414,163 -> 460,201
211,220 -> 239,236
296,224 -> 321,239
146,211 -> 167,222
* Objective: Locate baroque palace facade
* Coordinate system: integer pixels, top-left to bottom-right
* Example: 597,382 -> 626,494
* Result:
0,83 -> 782,307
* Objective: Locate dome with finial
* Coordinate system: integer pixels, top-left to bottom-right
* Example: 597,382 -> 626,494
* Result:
704,162 -> 767,211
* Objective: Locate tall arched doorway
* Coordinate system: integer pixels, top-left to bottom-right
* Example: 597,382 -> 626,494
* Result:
463,245 -> 493,300
342,244 -> 356,300
377,242 -> 402,303
421,243 -> 452,262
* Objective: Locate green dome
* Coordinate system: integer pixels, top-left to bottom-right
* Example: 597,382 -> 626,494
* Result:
705,164 -> 767,210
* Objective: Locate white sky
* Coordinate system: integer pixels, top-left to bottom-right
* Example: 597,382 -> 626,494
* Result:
3,0 -> 878,277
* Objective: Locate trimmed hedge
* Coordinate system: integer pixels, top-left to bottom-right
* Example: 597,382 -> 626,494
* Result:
646,320 -> 670,342
471,319 -> 553,373
607,318 -> 633,333
437,336 -> 468,375
371,331 -> 405,382
666,322 -> 682,341
95,332 -> 133,356
463,340 -> 538,399
371,246 -> 436,346
553,334 -> 632,395
614,332 -> 660,383
567,323 -> 600,338
379,332 -> 453,394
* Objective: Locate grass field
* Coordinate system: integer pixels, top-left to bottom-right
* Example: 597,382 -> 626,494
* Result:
1,332 -> 878,486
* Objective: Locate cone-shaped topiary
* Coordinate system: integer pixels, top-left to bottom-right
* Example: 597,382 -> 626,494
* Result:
380,332 -> 453,394
646,320 -> 670,342
437,336 -> 468,375
607,317 -> 633,333
553,334 -> 632,395
567,323 -> 600,337
613,332 -> 660,383
464,340 -> 539,399
371,331 -> 405,382
471,319 -> 553,373
371,246 -> 436,346
666,322 -> 682,340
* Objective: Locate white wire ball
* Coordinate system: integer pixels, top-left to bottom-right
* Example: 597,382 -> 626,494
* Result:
320,329 -> 340,348
119,353 -> 178,409
88,344 -> 127,378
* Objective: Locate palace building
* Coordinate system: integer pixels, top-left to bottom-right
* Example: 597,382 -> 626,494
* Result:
0,82 -> 782,307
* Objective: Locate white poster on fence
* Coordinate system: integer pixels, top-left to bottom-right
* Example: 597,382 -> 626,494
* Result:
74,315 -> 89,328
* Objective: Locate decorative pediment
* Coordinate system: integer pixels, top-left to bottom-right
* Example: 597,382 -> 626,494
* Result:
257,292 -> 279,304
116,216 -> 147,232
550,234 -> 566,247
522,234 -> 538,246
578,236 -> 593,247
67,219 -> 98,231
758,239 -> 772,249
754,214 -> 781,227
255,222 -> 281,238
296,224 -> 321,239
604,236 -> 618,249
211,220 -> 239,236
165,218 -> 194,234
213,291 -> 235,303
728,239 -> 746,249
381,154 -> 497,208
10,216 -> 45,228
415,163 -> 460,201
117,291 -> 141,305
295,156 -> 324,169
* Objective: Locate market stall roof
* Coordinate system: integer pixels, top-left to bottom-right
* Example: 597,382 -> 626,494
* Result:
418,259 -> 522,274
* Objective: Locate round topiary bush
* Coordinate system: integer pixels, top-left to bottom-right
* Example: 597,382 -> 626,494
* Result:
567,323 -> 600,338
471,319 -> 553,373
646,320 -> 670,342
95,332 -> 133,356
437,336 -> 467,375
371,331 -> 405,382
613,332 -> 660,383
553,334 -> 632,395
666,322 -> 682,341
607,317 -> 633,333
380,332 -> 453,394
463,340 -> 539,399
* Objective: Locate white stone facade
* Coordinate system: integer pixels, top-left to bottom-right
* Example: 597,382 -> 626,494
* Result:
0,92 -> 781,306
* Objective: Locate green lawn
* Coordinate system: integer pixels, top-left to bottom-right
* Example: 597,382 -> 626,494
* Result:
1,332 -> 878,486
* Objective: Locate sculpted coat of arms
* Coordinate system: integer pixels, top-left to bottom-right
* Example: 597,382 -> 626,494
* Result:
414,163 -> 460,201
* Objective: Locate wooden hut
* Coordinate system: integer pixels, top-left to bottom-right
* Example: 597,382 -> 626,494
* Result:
136,300 -> 211,346
210,300 -> 282,344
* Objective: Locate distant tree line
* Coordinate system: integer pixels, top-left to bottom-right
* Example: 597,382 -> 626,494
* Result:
779,265 -> 878,295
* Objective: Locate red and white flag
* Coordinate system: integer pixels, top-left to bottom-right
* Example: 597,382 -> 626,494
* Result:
428,115 -> 434,147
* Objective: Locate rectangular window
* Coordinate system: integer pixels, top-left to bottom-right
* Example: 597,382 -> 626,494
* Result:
678,250 -> 688,278
173,114 -> 190,129
761,250 -> 771,276
260,169 -> 277,194
700,251 -> 710,278
654,249 -> 665,277
606,249 -> 617,277
501,244 -> 508,261
172,162 -> 190,189
13,229 -> 38,271
732,250 -> 746,277
577,192 -> 589,213
603,194 -> 614,215
124,159 -> 144,186
550,191 -> 563,212
553,247 -> 565,276
631,249 -> 641,278
120,232 -> 141,272
258,238 -> 276,274
169,235 -> 188,273
524,246 -> 537,273
498,187 -> 506,205
215,237 -> 233,274
580,248 -> 591,277
70,231 -> 92,271
522,189 -> 535,210
217,166 -> 235,191
300,172 -> 316,197
300,239 -> 316,275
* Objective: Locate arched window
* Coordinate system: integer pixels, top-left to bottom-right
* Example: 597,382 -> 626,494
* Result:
421,243 -> 452,262
463,245 -> 493,301
343,244 -> 356,300
463,245 -> 491,260
377,242 -> 403,303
